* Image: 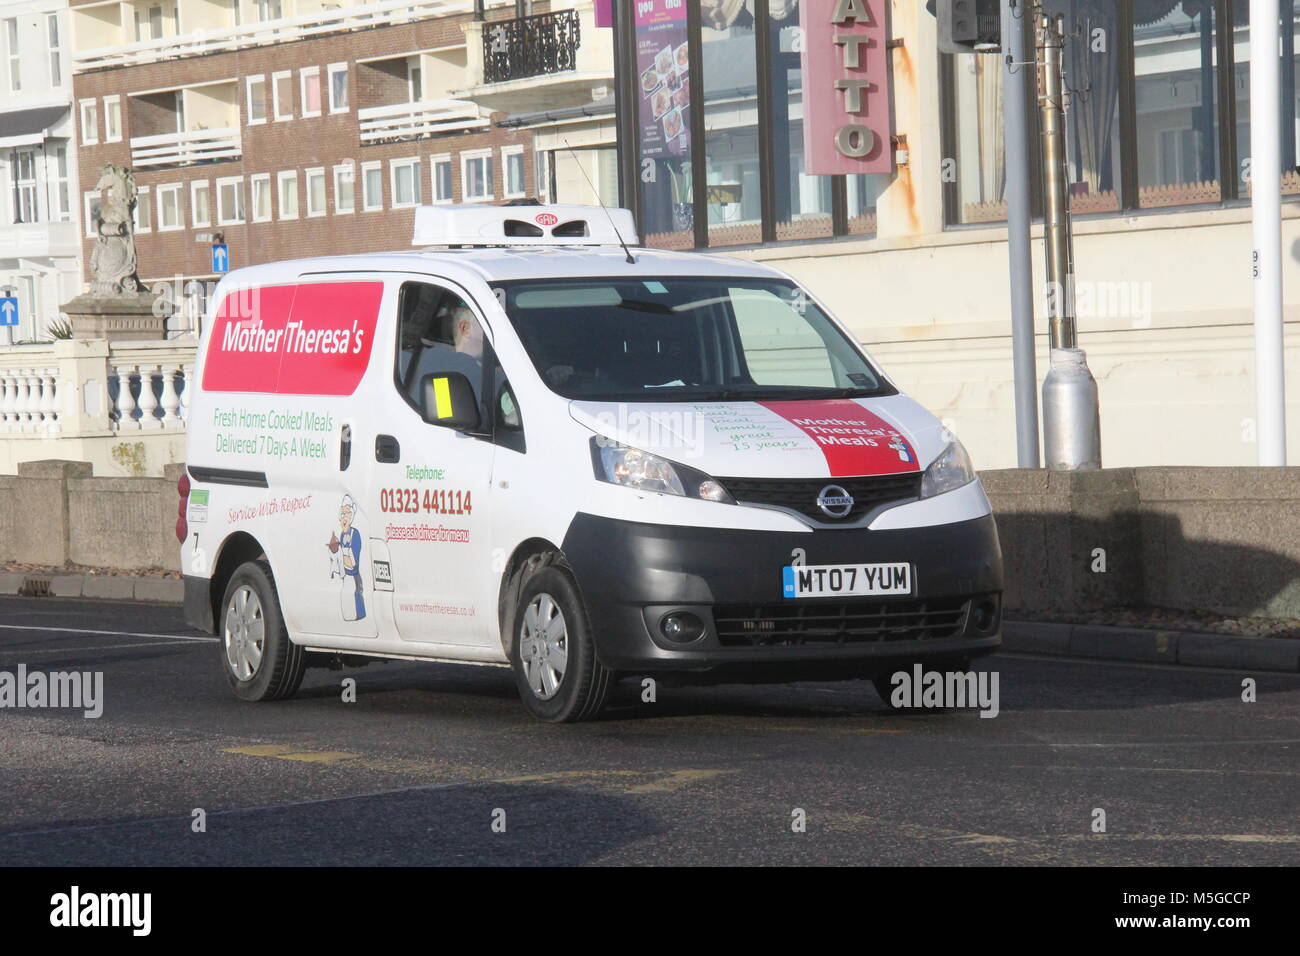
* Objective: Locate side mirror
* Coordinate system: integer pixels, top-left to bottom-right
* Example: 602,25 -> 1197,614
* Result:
420,372 -> 480,431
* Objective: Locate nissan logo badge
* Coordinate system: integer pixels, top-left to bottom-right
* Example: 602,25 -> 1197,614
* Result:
816,484 -> 855,519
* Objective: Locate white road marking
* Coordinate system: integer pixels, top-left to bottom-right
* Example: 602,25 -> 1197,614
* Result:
0,624 -> 217,643
12,640 -> 217,654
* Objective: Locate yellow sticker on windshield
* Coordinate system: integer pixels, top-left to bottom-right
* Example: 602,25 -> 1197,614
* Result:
433,377 -> 452,418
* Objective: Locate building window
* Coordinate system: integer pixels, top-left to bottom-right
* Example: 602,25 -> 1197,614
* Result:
104,96 -> 123,143
942,51 -> 1011,225
502,146 -> 526,199
334,163 -> 355,213
431,154 -> 453,202
247,75 -> 267,125
80,100 -> 98,145
11,149 -> 39,224
251,173 -> 271,222
277,170 -> 299,219
133,186 -> 152,232
535,149 -> 552,204
300,67 -> 321,118
361,161 -> 382,211
462,150 -> 493,201
4,19 -> 19,93
191,180 -> 211,227
135,4 -> 166,42
306,167 -> 326,217
390,157 -> 420,207
155,183 -> 179,230
256,0 -> 282,22
1134,1 -> 1222,208
1232,0 -> 1300,198
328,63 -> 349,113
700,10 -> 761,245
273,71 -> 292,121
50,146 -> 70,222
217,176 -> 245,225
47,14 -> 62,88
84,191 -> 102,238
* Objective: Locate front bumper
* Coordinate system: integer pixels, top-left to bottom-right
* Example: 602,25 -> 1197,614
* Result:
561,512 -> 1003,678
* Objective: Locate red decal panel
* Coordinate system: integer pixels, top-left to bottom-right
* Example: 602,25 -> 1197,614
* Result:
203,281 -> 383,395
758,400 -> 921,477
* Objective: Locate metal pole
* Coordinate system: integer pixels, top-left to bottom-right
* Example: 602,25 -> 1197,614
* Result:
1002,0 -> 1040,468
1037,9 -> 1102,470
1039,11 -> 1074,348
1252,0 -> 1287,465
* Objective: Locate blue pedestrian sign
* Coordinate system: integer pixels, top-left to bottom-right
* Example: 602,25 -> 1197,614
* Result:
0,297 -> 17,327
211,243 -> 229,274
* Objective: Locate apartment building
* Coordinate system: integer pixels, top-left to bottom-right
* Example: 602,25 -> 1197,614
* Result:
0,0 -> 81,345
67,0 -> 613,307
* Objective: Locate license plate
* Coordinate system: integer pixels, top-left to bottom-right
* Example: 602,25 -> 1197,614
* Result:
782,563 -> 913,598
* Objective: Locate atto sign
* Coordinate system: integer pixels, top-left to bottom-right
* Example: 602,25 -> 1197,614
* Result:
800,0 -> 893,175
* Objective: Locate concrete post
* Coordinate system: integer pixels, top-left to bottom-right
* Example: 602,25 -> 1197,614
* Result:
14,460 -> 93,567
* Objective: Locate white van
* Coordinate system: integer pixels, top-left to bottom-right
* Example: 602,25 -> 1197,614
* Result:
179,204 -> 1001,722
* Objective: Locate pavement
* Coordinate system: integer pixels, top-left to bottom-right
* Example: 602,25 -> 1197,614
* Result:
1,594 -> 1298,866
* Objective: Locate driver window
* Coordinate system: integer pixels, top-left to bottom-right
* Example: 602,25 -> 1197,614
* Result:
396,281 -> 486,409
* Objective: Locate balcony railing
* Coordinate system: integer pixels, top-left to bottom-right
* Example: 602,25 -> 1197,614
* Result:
357,99 -> 490,145
483,8 -> 581,84
130,128 -> 241,168
73,0 -> 514,72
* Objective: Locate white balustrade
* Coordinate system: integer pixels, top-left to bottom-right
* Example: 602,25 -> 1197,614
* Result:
159,365 -> 182,428
137,364 -> 162,430
38,369 -> 58,435
0,373 -> 15,430
18,370 -> 35,432
0,340 -> 195,473
114,365 -> 139,430
180,363 -> 194,421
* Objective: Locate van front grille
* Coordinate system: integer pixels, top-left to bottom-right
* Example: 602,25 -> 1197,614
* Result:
717,473 -> 922,523
713,598 -> 969,647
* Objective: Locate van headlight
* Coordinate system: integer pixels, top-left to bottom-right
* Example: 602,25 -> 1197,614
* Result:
920,440 -> 977,498
591,438 -> 734,503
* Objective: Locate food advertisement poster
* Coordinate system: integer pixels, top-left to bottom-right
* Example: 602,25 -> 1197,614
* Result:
635,0 -> 691,159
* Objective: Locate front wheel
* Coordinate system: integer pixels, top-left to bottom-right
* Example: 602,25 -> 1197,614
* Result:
511,561 -> 613,722
220,560 -> 306,702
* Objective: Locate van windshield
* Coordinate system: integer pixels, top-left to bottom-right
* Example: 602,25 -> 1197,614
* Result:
492,277 -> 893,403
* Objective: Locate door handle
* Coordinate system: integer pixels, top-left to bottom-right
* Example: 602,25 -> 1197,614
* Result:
375,434 -> 400,463
340,424 -> 352,471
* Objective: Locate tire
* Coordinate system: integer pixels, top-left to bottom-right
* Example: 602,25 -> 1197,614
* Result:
510,560 -> 613,722
872,657 -> 973,711
220,560 -> 306,702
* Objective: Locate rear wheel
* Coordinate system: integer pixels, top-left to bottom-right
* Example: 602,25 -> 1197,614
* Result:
220,560 -> 306,702
511,561 -> 613,722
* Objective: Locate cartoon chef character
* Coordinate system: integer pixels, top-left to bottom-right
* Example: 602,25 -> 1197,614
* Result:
326,494 -> 366,621
888,435 -> 914,464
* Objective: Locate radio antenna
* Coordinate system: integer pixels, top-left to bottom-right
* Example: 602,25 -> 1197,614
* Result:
563,138 -> 635,264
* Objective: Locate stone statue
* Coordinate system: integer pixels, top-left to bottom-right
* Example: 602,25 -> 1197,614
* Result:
88,164 -> 143,296
62,163 -> 164,340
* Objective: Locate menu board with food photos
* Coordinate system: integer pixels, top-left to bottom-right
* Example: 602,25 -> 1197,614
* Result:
635,0 -> 691,159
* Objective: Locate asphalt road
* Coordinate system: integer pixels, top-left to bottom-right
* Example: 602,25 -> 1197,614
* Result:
1,595 -> 1297,866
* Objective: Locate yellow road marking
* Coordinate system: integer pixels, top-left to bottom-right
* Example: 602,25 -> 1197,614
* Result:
223,745 -> 732,794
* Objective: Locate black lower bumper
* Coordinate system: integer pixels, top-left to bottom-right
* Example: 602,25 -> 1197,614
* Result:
561,512 -> 1004,677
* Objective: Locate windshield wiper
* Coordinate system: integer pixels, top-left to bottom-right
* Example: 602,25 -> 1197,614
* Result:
617,298 -> 675,315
